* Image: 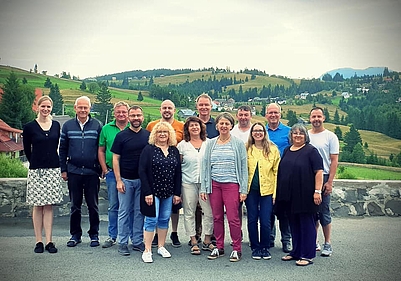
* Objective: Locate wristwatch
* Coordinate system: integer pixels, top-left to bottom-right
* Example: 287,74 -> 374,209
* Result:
314,189 -> 322,194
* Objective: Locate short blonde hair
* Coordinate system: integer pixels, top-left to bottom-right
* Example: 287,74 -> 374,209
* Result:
114,101 -> 130,110
148,121 -> 177,146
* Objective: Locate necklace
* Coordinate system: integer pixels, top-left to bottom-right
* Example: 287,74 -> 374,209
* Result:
218,136 -> 231,143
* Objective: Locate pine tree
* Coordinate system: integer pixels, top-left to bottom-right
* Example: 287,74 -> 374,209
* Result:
44,77 -> 52,88
48,84 -> 64,115
333,109 -> 340,124
343,124 -> 362,153
0,72 -> 35,129
137,91 -> 143,101
334,126 -> 343,141
323,107 -> 330,122
94,83 -> 113,124
286,110 -> 298,127
80,81 -> 87,91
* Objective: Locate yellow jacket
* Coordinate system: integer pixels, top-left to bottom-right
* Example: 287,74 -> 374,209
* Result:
247,144 -> 280,198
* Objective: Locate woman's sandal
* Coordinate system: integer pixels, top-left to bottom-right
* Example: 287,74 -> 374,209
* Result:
191,244 -> 201,255
281,255 -> 296,261
296,258 -> 314,266
202,242 -> 215,252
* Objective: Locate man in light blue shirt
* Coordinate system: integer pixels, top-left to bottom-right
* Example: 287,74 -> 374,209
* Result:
265,103 -> 291,253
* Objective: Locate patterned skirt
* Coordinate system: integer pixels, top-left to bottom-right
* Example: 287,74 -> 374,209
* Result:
26,168 -> 63,206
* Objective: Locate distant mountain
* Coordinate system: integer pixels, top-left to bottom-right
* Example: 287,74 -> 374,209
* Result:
322,67 -> 390,79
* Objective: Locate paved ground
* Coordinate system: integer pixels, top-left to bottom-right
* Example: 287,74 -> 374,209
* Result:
0,215 -> 400,281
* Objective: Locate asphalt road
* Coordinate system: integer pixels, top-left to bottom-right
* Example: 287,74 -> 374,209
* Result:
0,215 -> 399,281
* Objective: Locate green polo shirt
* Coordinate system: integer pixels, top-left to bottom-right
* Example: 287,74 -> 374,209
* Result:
98,119 -> 129,168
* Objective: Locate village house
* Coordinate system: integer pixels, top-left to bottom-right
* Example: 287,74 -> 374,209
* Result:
177,109 -> 197,119
0,119 -> 23,159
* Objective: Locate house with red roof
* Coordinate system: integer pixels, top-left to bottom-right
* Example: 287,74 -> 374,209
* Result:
0,119 -> 23,159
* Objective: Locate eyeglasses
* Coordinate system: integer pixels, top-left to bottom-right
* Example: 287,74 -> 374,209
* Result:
156,130 -> 169,134
292,132 -> 305,136
115,111 -> 128,115
267,111 -> 280,115
252,130 -> 264,133
128,114 -> 143,118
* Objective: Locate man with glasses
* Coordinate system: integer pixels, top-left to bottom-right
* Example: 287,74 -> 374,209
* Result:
265,103 -> 292,253
111,106 -> 150,255
146,100 -> 184,247
99,101 -> 130,248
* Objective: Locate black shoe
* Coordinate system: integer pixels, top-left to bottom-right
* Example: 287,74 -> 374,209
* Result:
34,242 -> 44,253
45,242 -> 58,253
282,242 -> 292,253
67,236 -> 82,247
152,234 -> 158,248
170,232 -> 181,248
90,235 -> 100,247
118,244 -> 130,256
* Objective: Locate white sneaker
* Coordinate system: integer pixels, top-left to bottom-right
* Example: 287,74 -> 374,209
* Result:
316,243 -> 321,251
142,250 -> 153,263
157,246 -> 171,258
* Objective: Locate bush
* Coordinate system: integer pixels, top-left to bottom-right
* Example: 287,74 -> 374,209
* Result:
0,154 -> 28,178
337,168 -> 357,179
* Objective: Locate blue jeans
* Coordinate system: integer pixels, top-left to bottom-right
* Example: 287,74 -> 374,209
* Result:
144,196 -> 173,232
105,171 -> 119,240
117,178 -> 144,246
246,190 -> 273,250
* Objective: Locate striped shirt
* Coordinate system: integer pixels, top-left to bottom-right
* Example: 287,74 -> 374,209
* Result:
210,141 -> 237,183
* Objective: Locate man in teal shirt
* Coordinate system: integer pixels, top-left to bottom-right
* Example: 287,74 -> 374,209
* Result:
98,101 -> 130,248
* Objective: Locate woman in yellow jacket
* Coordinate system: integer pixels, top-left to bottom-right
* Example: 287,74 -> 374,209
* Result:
245,122 -> 280,260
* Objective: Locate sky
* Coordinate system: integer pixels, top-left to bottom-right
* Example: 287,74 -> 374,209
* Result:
0,0 -> 400,79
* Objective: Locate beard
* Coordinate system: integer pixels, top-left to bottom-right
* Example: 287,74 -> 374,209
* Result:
130,120 -> 142,128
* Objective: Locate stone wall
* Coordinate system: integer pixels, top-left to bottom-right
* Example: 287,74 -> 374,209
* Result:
0,178 -> 400,217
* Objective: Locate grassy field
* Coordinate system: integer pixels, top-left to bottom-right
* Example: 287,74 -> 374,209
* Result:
1,65 -> 401,160
337,163 -> 401,180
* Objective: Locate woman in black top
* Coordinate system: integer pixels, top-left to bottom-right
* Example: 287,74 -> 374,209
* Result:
275,124 -> 323,266
139,122 -> 182,263
23,96 -> 63,254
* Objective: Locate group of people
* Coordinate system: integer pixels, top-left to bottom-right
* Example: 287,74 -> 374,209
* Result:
23,93 -> 339,266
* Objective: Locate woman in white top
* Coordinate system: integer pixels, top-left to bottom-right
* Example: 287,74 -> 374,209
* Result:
177,116 -> 213,255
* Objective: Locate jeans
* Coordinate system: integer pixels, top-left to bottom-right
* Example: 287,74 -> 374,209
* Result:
182,182 -> 213,237
209,181 -> 241,252
245,190 -> 273,250
105,171 -> 119,240
271,213 -> 291,245
68,173 -> 100,237
144,196 -> 173,232
117,178 -> 144,246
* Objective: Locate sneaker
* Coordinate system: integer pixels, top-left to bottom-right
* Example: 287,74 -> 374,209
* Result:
152,234 -> 158,248
45,242 -> 58,253
208,248 -> 224,260
261,248 -> 272,260
321,243 -> 333,257
157,246 -> 171,258
132,243 -> 145,253
89,235 -> 100,247
142,249 -> 153,263
170,232 -> 181,248
34,242 -> 44,253
67,236 -> 82,247
118,244 -> 130,256
102,237 -> 116,248
316,243 -> 321,251
251,248 -> 262,260
229,250 -> 242,262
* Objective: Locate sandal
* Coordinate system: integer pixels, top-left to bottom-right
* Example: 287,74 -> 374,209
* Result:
190,244 -> 201,255
281,255 -> 296,261
296,258 -> 314,266
202,242 -> 215,252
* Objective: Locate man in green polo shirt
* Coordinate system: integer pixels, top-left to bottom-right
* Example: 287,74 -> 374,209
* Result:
98,101 -> 130,248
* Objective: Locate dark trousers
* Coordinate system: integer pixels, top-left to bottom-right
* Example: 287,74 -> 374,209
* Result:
68,173 -> 100,237
271,213 -> 291,245
245,190 -> 272,250
288,213 -> 317,260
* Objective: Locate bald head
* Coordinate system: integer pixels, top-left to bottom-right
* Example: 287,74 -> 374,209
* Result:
160,99 -> 176,121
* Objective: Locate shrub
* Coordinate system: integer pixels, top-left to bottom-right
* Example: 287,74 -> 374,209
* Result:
337,168 -> 357,180
0,154 -> 28,178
